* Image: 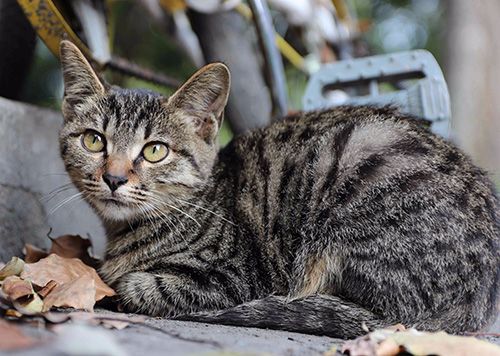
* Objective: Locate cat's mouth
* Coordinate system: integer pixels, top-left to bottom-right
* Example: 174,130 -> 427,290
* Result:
93,195 -> 140,222
101,196 -> 128,206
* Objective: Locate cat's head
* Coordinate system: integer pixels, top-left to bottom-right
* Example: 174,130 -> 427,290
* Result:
58,40 -> 230,222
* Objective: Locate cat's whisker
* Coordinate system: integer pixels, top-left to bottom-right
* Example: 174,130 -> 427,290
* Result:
146,195 -> 190,232
147,190 -> 202,228
146,195 -> 201,227
143,200 -> 189,247
40,173 -> 71,177
47,192 -> 85,216
142,202 -> 183,244
41,183 -> 77,202
174,197 -> 236,226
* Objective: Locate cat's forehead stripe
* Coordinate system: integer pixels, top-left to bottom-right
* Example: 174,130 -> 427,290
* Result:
104,89 -> 164,145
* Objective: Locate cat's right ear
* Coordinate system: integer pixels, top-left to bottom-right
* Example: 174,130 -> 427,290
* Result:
165,63 -> 230,143
59,40 -> 106,110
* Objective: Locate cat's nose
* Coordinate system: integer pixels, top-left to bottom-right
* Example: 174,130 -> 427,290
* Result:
102,173 -> 128,192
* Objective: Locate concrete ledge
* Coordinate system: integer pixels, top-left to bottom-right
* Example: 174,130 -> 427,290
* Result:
0,97 -> 105,261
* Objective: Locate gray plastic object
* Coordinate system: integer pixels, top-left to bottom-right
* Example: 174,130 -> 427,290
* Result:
303,50 -> 451,138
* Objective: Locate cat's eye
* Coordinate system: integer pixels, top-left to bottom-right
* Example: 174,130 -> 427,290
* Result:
81,130 -> 106,153
142,142 -> 168,163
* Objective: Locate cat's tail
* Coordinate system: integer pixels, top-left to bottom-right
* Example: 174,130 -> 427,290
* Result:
175,295 -> 389,339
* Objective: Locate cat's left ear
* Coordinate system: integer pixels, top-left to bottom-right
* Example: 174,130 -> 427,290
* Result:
166,63 -> 230,143
59,40 -> 106,110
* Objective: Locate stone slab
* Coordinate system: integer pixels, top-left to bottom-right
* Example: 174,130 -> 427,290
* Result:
0,97 -> 105,262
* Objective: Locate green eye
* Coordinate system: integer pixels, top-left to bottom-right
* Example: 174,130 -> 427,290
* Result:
142,142 -> 168,163
82,130 -> 105,152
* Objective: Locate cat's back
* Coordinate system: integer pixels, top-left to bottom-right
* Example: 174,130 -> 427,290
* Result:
217,105 -> 498,261
217,105 -> 499,331
220,105 -> 477,183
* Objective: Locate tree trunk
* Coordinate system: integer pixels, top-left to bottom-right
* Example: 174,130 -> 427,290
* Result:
445,0 -> 500,185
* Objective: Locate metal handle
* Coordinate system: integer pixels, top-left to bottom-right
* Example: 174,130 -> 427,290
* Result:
247,0 -> 288,120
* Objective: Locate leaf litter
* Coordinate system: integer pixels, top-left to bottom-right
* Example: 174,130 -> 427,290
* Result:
0,234 -> 124,351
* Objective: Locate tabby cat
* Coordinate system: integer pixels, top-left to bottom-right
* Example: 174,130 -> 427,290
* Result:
58,40 -> 499,338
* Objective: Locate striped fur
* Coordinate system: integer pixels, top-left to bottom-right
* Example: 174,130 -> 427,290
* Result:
59,41 -> 499,338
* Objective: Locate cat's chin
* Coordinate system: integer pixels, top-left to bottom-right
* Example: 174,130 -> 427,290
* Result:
93,200 -> 140,222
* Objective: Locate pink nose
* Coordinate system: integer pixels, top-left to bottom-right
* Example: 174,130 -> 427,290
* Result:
102,173 -> 128,192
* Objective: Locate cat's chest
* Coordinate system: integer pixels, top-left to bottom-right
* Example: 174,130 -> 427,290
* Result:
101,225 -> 161,283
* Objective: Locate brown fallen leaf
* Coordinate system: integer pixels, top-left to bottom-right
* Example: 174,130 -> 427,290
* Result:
0,319 -> 37,351
23,243 -> 49,263
42,275 -> 96,312
393,331 -> 500,356
1,276 -> 33,300
341,334 -> 378,356
12,293 -> 44,315
43,311 -> 71,324
5,309 -> 23,318
0,257 -> 25,280
23,235 -> 101,267
66,310 -> 147,330
69,310 -> 147,324
38,280 -> 58,298
49,235 -> 100,268
376,338 -> 401,356
21,254 -> 115,301
341,327 -> 500,356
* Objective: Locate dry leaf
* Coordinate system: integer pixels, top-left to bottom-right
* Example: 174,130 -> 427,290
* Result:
21,254 -> 115,301
23,235 -> 100,267
376,338 -> 401,356
393,331 -> 500,356
342,335 -> 378,356
23,243 -> 49,263
0,319 -> 36,351
5,309 -> 23,318
12,293 -> 44,315
43,275 -> 97,312
0,257 -> 25,280
49,235 -> 100,268
43,311 -> 71,324
2,276 -> 33,300
67,311 -> 145,330
341,327 -> 500,356
38,280 -> 58,298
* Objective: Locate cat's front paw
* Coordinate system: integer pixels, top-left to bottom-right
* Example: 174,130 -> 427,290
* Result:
115,272 -> 171,316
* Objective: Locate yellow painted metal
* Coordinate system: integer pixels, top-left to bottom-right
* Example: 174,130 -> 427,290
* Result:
332,0 -> 349,22
160,0 -> 187,13
236,3 -> 305,72
15,0 -> 91,60
275,35 -> 305,71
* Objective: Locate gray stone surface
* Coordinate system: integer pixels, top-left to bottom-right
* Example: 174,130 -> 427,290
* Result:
0,97 -> 105,262
13,310 -> 340,356
9,310 -> 500,356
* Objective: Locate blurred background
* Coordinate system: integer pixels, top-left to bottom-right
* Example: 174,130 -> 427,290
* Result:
12,0 -> 500,186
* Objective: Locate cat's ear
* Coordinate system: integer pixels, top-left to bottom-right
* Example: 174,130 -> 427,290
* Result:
59,40 -> 106,108
166,63 -> 230,143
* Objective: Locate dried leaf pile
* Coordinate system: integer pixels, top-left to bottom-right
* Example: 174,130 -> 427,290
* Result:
0,235 -> 114,316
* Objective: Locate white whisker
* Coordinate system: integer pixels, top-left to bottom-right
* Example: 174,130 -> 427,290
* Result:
48,192 -> 84,216
175,197 -> 236,225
